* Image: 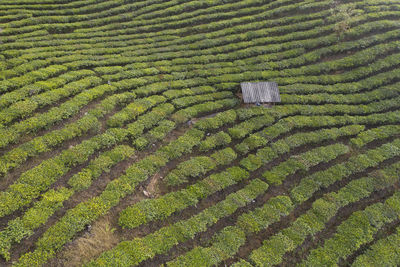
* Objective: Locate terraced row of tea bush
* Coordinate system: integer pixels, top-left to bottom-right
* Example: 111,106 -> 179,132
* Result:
0,0 -> 399,266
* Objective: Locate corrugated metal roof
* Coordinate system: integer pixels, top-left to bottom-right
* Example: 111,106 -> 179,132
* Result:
240,82 -> 281,103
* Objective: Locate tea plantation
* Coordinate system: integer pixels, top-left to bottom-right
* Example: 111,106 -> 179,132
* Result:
0,0 -> 400,266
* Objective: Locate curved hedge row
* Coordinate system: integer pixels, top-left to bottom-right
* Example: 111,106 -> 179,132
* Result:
1,0 -> 399,266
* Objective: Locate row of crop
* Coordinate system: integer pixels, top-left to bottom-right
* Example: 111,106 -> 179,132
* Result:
235,98 -> 400,154
177,116 -> 369,181
0,92 -> 231,181
126,44 -> 400,95
163,86 -> 216,100
0,76 -> 102,126
0,83 -> 119,149
291,138 -> 400,204
171,91 -> 233,109
351,225 -> 400,266
193,109 -> 237,131
12,128 -> 203,266
211,101 -> 400,160
261,143 -> 349,185
0,93 -> 186,258
0,12 -> 31,24
0,15 -> 394,105
0,73 -> 175,149
0,188 -> 73,261
125,103 -> 175,140
170,35 -> 400,90
170,161 -> 400,267
350,124 -> 400,148
1,0 -> 160,25
0,69 -> 95,109
2,0 -> 260,31
0,1 -> 324,81
93,140 -> 400,267
247,161 -> 400,266
13,106 -> 240,266
0,12 -> 376,88
0,0 -> 160,37
0,0 -> 103,8
274,52 -> 400,86
165,147 -> 237,186
242,125 -> 364,172
267,40 -> 400,81
65,4 -> 400,57
2,19 -> 390,103
0,58 -> 61,79
67,145 -> 135,191
0,92 -> 135,176
106,95 -> 166,128
133,119 -> 176,150
104,23 -> 398,84
280,83 -> 400,105
0,14 -> 347,84
0,95 -> 185,217
235,99 -> 400,153
0,126 -> 129,218
0,64 -> 67,93
199,47 -> 400,90
300,192 -> 400,266
228,115 -> 276,140
0,3 -> 377,81
1,6 -> 396,98
173,133 -> 400,264
119,165 -> 249,229
171,98 -> 238,124
0,144 -> 135,260
107,91 -> 233,128
166,195 -> 294,267
160,83 -> 400,125
3,71 -> 398,156
198,131 -> 232,152
0,0 -> 219,23
118,128 -> 360,230
13,12 -> 398,80
250,28 -> 400,84
237,98 -> 400,124
280,66 -> 400,95
13,0 -> 391,63
0,0 -> 328,47
88,178 -> 270,267
66,17 -> 323,64
239,124 -> 399,179
236,113 -> 392,156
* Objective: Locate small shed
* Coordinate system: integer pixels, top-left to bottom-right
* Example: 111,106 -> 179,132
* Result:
240,82 -> 281,105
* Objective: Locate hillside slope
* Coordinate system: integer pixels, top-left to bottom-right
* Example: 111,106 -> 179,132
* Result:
0,0 -> 400,266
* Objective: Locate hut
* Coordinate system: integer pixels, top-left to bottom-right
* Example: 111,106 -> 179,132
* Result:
240,82 -> 280,106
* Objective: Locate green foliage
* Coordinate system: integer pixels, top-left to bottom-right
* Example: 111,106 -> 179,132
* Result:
171,98 -> 238,124
301,193 -> 400,266
119,166 -> 249,229
199,131 -> 231,152
291,139 -> 400,204
263,143 -> 349,185
249,162 -> 400,267
91,179 -> 267,266
5,2 -> 400,266
165,156 -> 216,186
350,125 -> 400,148
0,188 -> 73,260
352,226 -> 400,267
107,95 -> 166,128
194,109 -> 237,131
